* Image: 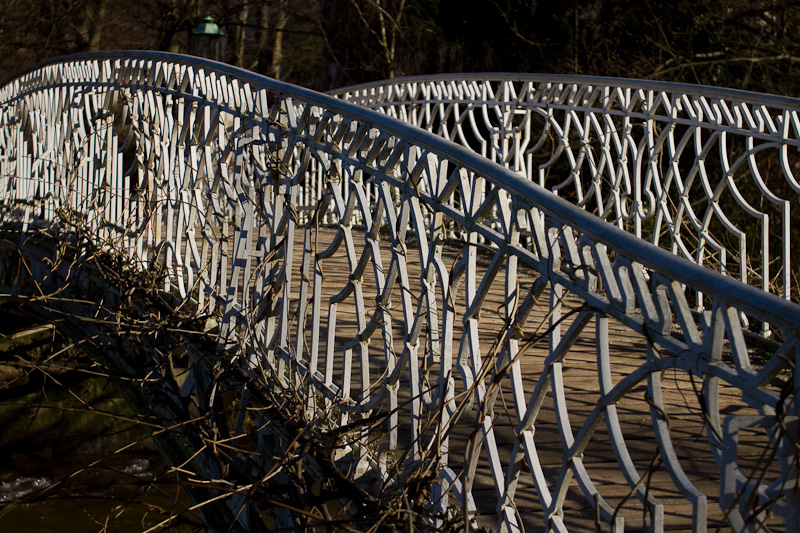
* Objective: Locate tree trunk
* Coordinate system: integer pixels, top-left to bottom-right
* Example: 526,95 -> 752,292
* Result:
271,0 -> 288,79
250,1 -> 270,72
232,1 -> 250,67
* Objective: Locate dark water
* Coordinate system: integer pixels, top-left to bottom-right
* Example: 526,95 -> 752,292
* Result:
0,304 -> 206,531
0,451 -> 205,532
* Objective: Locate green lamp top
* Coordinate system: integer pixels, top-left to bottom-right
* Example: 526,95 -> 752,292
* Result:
193,16 -> 225,36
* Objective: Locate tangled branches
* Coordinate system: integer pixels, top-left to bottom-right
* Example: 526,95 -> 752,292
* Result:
0,215 -> 472,532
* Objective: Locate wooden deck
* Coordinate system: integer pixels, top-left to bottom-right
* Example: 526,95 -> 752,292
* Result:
282,225 -> 785,532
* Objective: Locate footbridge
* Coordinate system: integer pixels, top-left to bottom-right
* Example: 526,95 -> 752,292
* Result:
0,52 -> 798,532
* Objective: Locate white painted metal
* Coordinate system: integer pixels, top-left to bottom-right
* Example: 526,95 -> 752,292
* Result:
332,75 -> 800,335
0,53 -> 798,532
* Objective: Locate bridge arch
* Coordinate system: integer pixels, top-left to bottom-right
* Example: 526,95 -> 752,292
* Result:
0,52 -> 798,532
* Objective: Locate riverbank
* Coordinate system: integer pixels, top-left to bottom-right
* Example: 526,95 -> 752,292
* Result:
0,302 -> 203,531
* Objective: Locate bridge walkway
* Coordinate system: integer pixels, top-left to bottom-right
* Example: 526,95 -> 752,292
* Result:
277,226 -> 778,532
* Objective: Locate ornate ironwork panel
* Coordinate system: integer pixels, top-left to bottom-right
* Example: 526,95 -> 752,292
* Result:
332,75 -> 800,334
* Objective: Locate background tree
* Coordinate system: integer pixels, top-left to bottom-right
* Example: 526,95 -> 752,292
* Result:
1,0 -> 799,96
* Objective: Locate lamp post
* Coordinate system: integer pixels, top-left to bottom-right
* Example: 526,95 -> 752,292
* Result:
190,16 -> 226,62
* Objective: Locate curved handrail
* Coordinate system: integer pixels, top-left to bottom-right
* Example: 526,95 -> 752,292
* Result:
331,74 -> 800,325
0,52 -> 797,532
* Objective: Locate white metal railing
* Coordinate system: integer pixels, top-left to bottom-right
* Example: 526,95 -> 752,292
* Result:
0,53 -> 798,532
332,76 -> 800,334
